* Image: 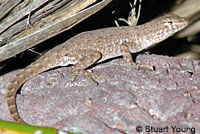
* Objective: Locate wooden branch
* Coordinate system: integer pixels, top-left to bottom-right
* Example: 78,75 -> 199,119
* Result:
0,0 -> 112,62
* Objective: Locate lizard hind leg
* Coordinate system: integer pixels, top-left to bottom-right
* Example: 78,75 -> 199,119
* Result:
70,50 -> 104,85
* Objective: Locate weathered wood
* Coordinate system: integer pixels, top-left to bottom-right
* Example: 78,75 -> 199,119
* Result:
0,0 -> 112,62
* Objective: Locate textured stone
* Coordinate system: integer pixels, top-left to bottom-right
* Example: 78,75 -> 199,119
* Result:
0,54 -> 199,134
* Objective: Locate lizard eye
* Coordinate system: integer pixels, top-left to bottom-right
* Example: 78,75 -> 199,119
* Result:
168,21 -> 173,24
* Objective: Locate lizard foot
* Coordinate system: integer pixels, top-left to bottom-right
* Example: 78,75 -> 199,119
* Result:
132,63 -> 155,71
70,69 -> 105,85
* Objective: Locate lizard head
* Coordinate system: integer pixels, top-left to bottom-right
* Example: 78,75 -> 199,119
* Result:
158,13 -> 188,35
140,13 -> 189,46
135,13 -> 189,51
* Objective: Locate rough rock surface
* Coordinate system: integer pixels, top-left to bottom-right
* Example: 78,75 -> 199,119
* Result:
0,54 -> 200,134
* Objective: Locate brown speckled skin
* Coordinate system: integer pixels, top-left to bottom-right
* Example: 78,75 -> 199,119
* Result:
6,13 -> 188,124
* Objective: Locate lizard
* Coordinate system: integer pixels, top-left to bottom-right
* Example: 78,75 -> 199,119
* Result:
6,13 -> 188,124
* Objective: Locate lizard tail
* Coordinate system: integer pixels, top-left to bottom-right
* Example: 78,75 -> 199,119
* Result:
7,74 -> 26,123
6,59 -> 51,124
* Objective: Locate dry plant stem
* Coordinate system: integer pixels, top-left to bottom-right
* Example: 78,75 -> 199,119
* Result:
115,0 -> 142,27
0,0 -> 23,20
12,0 -> 97,41
0,0 -> 112,62
0,0 -> 52,34
0,0 -> 78,43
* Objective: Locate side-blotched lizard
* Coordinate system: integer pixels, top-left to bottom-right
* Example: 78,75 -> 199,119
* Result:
6,13 -> 188,124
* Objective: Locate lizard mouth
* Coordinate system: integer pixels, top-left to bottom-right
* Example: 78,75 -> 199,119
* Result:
176,15 -> 189,30
172,16 -> 189,33
181,17 -> 189,28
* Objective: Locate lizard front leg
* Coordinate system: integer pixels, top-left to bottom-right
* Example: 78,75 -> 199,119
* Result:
120,43 -> 154,70
70,50 -> 104,85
